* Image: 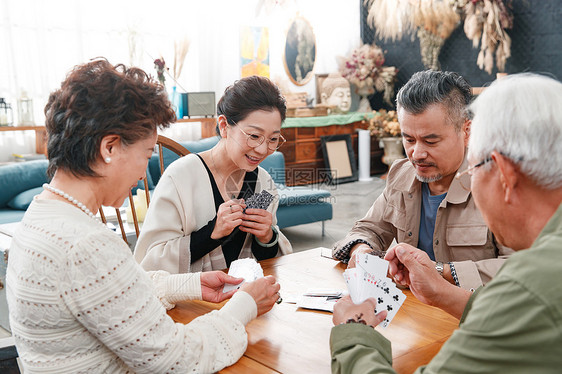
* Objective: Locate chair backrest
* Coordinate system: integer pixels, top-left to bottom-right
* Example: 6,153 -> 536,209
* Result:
99,135 -> 190,245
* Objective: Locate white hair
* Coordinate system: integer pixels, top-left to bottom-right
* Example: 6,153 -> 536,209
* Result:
468,73 -> 562,189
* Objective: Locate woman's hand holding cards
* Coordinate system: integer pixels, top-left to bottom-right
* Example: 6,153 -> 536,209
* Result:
211,199 -> 246,239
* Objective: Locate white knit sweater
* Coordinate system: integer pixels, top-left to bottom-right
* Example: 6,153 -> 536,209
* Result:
6,198 -> 257,373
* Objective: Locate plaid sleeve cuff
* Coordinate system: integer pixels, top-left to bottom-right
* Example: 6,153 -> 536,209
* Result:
333,239 -> 374,263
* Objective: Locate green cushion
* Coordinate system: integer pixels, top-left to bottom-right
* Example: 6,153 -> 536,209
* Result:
0,160 -> 49,208
7,186 -> 43,210
277,185 -> 332,207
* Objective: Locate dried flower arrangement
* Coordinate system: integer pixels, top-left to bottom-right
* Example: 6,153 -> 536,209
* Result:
173,37 -> 191,83
339,44 -> 398,106
365,0 -> 513,74
367,109 -> 401,139
152,37 -> 191,88
454,0 -> 514,74
153,58 -> 168,86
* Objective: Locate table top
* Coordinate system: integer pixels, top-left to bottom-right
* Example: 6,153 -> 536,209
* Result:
168,248 -> 459,373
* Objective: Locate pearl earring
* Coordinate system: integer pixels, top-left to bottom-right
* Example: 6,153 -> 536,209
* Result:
105,157 -> 111,163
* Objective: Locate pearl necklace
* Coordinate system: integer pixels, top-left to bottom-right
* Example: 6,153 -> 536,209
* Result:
42,183 -> 100,222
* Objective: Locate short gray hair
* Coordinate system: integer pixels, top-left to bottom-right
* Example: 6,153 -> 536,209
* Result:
396,70 -> 472,131
468,73 -> 562,189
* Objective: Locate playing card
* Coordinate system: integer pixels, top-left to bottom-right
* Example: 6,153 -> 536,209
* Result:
341,253 -> 406,328
245,190 -> 274,211
356,252 -> 389,277
343,268 -> 361,303
223,258 -> 264,293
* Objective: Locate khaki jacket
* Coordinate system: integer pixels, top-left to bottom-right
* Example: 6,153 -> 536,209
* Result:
333,158 -> 513,290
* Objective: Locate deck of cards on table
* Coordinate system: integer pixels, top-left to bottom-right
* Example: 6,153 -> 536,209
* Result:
343,253 -> 406,328
223,258 -> 264,293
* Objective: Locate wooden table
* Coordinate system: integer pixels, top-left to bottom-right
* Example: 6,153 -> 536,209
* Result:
168,248 -> 459,373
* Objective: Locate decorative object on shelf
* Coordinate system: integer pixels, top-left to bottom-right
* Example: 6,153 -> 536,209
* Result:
379,137 -> 404,167
0,98 -> 13,126
356,84 -> 375,113
339,43 -> 397,111
153,57 -> 168,87
319,72 -> 351,114
17,90 -> 34,126
181,92 -> 216,117
283,16 -> 316,86
365,0 -> 513,74
367,109 -> 404,167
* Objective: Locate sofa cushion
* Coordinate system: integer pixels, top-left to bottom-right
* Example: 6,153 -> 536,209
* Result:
276,185 -> 332,207
276,202 -> 333,229
7,186 -> 43,210
0,160 -> 49,208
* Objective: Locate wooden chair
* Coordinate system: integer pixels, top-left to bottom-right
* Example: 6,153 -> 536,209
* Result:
99,135 -> 190,245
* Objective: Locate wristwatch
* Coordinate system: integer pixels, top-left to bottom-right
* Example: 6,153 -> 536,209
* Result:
435,261 -> 444,277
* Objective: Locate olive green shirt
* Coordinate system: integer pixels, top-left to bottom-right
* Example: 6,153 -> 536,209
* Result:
331,203 -> 562,373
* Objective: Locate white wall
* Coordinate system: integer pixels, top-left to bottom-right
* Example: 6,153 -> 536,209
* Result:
0,0 -> 361,161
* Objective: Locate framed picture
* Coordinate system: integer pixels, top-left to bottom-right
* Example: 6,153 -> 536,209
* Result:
283,16 -> 316,86
320,134 -> 358,184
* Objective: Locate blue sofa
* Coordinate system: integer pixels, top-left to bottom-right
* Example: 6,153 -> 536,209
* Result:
0,160 -> 49,224
0,138 -> 333,233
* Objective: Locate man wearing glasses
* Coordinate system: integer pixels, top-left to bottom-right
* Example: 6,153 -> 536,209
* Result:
333,70 -> 512,290
331,73 -> 562,373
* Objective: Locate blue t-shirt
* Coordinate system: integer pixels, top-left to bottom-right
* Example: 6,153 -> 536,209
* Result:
417,183 -> 447,260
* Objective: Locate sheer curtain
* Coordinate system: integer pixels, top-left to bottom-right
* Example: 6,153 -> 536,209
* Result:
0,0 -> 213,161
0,0 -> 361,162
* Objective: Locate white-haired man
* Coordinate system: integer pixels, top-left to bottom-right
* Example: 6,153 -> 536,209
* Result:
330,73 -> 562,373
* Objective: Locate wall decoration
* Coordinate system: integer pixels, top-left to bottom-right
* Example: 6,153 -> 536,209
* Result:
320,134 -> 358,184
240,26 -> 270,78
364,0 -> 513,74
283,16 -> 316,86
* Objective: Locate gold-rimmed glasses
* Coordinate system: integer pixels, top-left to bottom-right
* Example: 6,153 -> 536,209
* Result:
455,155 -> 493,191
231,121 -> 286,151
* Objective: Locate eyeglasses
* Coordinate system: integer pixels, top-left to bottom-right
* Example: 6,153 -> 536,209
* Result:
231,121 -> 286,151
455,156 -> 492,191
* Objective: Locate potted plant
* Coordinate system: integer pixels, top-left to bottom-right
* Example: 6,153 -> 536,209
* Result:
367,109 -> 404,167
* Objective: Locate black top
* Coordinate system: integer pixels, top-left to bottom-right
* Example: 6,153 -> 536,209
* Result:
190,154 -> 279,267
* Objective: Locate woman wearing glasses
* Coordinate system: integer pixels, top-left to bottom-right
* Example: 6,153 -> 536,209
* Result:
135,76 -> 292,273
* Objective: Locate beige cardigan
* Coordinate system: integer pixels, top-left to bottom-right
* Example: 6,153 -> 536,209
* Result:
134,154 -> 292,273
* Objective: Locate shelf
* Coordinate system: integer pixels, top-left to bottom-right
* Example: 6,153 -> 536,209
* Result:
0,125 -> 47,155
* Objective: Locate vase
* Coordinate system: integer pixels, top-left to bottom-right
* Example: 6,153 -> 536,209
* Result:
380,137 -> 404,167
356,85 -> 375,113
169,86 -> 183,120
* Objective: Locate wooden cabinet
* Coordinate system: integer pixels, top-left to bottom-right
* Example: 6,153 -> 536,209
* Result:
280,120 -> 386,186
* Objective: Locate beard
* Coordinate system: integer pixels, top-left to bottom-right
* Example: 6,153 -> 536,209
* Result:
410,159 -> 442,183
415,173 -> 443,183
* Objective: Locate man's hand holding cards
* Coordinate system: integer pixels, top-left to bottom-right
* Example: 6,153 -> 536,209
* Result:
343,253 -> 406,328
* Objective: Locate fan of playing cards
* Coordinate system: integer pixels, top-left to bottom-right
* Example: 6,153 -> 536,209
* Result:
244,190 -> 274,211
343,253 -> 406,328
